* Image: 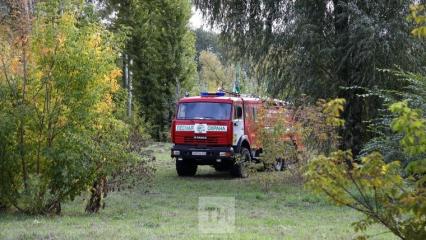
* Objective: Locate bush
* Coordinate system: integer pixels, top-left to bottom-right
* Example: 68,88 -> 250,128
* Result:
306,101 -> 426,239
251,98 -> 344,187
254,102 -> 294,170
0,1 -> 153,214
360,70 -> 426,168
305,9 -> 426,234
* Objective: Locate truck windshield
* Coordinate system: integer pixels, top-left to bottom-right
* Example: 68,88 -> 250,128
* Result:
177,102 -> 232,120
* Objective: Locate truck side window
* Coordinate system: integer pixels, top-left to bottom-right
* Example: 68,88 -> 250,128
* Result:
177,105 -> 186,119
234,106 -> 243,120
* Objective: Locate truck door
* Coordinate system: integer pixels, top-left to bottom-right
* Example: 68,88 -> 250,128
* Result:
233,104 -> 244,146
244,103 -> 257,148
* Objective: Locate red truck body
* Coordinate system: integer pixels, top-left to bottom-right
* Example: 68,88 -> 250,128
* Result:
170,92 -> 296,177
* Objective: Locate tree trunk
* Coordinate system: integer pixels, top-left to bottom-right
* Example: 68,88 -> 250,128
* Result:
333,0 -> 362,156
19,21 -> 30,191
85,176 -> 107,213
123,54 -> 133,118
128,58 -> 133,118
0,202 -> 7,212
341,91 -> 363,156
46,200 -> 61,215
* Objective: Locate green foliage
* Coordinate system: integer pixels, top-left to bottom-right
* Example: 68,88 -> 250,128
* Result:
194,0 -> 426,154
251,104 -> 296,191
107,0 -> 197,140
0,143 -> 394,239
306,101 -> 426,239
390,102 -> 426,182
390,101 -> 426,155
250,98 -> 345,190
198,50 -> 235,92
359,3 -> 426,176
0,0 -> 151,214
293,98 -> 345,156
194,28 -> 224,66
360,71 -> 426,168
409,4 -> 426,37
254,104 -> 292,168
322,98 -> 346,127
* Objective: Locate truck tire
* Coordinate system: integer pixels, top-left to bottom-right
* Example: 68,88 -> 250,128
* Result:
176,159 -> 197,177
214,165 -> 230,172
230,147 -> 251,178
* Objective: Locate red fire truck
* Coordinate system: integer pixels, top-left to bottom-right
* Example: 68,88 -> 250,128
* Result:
170,91 -> 296,178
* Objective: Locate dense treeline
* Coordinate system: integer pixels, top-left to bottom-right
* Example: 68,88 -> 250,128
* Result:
194,0 -> 426,155
100,0 -> 197,141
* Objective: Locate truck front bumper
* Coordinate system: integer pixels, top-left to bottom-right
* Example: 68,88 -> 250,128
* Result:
171,145 -> 235,165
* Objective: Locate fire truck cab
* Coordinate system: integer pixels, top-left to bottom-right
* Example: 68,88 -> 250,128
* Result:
170,92 -> 282,178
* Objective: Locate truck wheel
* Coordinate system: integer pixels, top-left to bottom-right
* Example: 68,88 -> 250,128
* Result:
176,159 -> 197,177
214,165 -> 230,172
230,148 -> 251,178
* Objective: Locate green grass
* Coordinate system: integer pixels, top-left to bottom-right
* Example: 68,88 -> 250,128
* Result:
0,142 -> 394,240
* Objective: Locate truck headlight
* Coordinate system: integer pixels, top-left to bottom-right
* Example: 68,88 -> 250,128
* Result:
173,150 -> 180,155
219,152 -> 231,157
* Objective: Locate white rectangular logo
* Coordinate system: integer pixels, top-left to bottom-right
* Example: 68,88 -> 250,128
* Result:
175,125 -> 194,131
198,196 -> 235,233
175,125 -> 227,132
207,125 -> 227,132
194,124 -> 208,133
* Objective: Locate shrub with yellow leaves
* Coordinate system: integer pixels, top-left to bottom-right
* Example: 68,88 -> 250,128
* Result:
249,98 -> 345,191
305,101 -> 426,239
0,0 -> 153,214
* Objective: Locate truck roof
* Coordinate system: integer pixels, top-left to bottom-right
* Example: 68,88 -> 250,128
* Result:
178,95 -> 262,104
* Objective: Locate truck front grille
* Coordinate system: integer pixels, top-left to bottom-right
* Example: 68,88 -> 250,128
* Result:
183,136 -> 219,145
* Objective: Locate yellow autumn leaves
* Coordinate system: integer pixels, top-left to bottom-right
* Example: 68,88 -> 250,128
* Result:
409,4 -> 426,37
95,68 -> 122,116
31,11 -> 122,119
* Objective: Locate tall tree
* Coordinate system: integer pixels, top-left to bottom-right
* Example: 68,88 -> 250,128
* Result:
199,50 -> 234,91
0,0 -> 145,214
194,28 -> 223,67
101,0 -> 196,140
194,0 -> 426,155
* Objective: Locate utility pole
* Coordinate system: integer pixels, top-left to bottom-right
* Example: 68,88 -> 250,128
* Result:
124,54 -> 132,118
124,54 -> 128,88
233,62 -> 241,94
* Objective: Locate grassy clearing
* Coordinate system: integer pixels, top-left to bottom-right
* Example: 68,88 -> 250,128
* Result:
0,143 -> 394,240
